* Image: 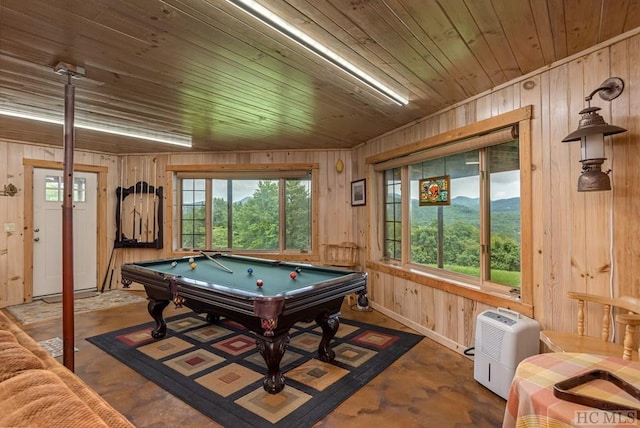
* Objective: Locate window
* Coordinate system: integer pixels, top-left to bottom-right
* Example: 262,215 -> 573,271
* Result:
383,168 -> 402,260
45,175 -> 87,202
181,178 -> 206,249
176,168 -> 314,253
382,130 -> 521,289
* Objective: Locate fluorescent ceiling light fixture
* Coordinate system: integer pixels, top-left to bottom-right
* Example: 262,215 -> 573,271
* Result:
0,109 -> 192,147
225,0 -> 409,106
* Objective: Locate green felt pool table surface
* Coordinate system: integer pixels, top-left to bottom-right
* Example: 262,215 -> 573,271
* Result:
128,253 -> 358,297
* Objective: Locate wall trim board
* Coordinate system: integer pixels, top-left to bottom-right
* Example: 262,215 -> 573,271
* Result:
366,106 -> 531,165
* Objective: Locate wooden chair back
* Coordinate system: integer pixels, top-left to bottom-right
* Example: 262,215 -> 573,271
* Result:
539,292 -> 640,361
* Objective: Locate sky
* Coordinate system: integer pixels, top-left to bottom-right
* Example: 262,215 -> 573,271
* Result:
205,172 -> 520,204
411,170 -> 520,200
212,180 -> 262,202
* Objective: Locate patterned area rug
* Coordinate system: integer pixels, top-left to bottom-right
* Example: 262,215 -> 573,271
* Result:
6,290 -> 147,325
87,312 -> 423,427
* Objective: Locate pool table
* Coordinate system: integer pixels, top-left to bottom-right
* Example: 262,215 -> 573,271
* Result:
120,253 -> 368,393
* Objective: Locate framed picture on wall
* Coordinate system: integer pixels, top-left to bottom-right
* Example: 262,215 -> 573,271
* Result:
351,179 -> 366,206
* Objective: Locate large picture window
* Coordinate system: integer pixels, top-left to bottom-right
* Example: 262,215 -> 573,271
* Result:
176,167 -> 314,253
381,129 -> 521,289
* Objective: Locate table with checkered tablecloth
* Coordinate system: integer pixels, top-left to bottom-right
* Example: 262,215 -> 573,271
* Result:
503,353 -> 640,427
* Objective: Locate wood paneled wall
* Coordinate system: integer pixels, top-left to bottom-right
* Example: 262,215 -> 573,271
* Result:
353,33 -> 640,352
1,31 -> 639,358
0,142 -> 119,307
0,144 -> 353,306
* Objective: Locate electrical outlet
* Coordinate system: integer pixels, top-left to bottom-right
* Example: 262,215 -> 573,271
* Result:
4,223 -> 16,233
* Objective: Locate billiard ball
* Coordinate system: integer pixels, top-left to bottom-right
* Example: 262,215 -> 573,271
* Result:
188,257 -> 194,263
256,279 -> 263,287
247,268 -> 253,275
295,267 -> 302,273
190,262 -> 197,269
171,261 -> 177,268
290,272 -> 297,279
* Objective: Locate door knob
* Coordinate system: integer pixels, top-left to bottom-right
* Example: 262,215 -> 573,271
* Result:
34,228 -> 40,232
34,237 -> 40,242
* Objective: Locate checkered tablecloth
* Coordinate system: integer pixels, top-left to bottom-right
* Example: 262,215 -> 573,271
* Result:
503,353 -> 640,427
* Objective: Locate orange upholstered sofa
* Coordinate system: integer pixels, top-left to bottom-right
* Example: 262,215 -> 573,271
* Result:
0,311 -> 134,427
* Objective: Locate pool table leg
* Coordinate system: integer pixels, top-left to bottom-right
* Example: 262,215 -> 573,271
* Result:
255,333 -> 289,394
147,298 -> 170,338
205,313 -> 220,323
316,312 -> 340,362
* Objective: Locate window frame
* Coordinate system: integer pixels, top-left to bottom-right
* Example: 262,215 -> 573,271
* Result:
366,107 -> 533,314
167,163 -> 319,259
44,175 -> 87,202
396,139 -> 521,288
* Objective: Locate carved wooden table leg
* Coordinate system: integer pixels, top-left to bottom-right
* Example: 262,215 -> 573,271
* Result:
317,312 -> 340,362
147,298 -> 169,338
255,333 -> 289,393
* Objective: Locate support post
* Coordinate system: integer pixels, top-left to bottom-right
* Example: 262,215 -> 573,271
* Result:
62,74 -> 75,371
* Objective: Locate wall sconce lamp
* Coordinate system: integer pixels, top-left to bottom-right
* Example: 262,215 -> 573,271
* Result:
562,77 -> 627,191
0,183 -> 18,197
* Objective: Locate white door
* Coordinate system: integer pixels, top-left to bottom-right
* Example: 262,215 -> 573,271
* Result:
33,168 -> 98,297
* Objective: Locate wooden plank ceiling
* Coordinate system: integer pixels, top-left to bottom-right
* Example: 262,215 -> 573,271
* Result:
1,0 -> 639,154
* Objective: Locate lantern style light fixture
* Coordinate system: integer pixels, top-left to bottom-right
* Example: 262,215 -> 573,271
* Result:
562,77 -> 627,191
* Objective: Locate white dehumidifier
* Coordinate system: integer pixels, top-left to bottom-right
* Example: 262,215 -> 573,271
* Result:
473,307 -> 540,399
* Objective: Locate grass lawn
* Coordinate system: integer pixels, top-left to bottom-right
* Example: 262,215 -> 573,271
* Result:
442,265 -> 521,287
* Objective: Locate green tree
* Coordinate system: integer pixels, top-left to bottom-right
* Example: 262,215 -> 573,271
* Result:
182,204 -> 206,248
285,179 -> 311,249
443,221 -> 480,266
411,224 -> 437,264
233,181 -> 279,249
410,220 -> 480,268
491,235 -> 520,271
212,197 -> 229,247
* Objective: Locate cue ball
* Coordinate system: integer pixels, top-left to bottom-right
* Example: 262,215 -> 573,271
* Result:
190,262 -> 197,269
290,272 -> 297,279
247,268 -> 253,275
256,279 -> 263,287
171,261 -> 177,268
188,257 -> 195,263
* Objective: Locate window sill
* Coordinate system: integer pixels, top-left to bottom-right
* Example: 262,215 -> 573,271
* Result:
366,260 -> 533,318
